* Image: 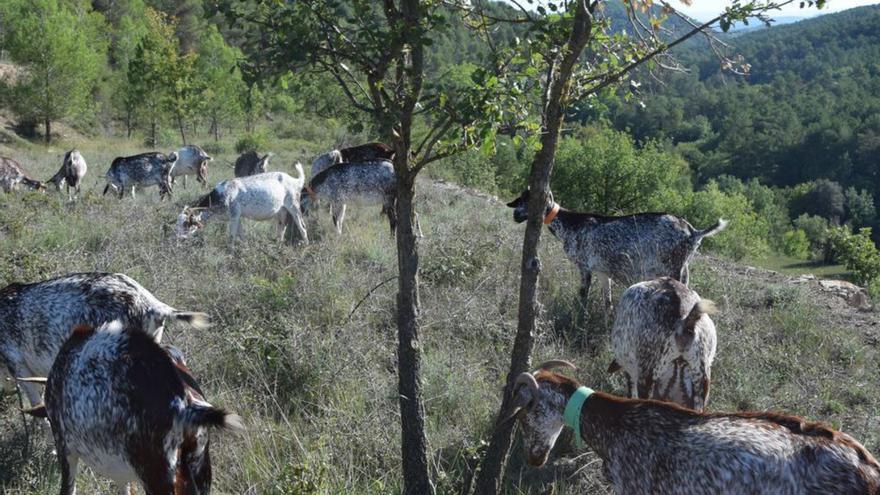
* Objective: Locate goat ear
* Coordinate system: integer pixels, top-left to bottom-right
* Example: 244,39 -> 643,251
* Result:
501,387 -> 533,424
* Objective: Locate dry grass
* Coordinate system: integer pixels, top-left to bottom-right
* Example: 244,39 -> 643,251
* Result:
0,137 -> 877,494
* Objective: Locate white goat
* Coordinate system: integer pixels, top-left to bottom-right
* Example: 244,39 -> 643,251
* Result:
178,164 -> 308,244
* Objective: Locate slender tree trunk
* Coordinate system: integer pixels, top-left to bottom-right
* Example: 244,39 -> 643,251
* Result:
395,171 -> 430,495
212,114 -> 220,141
126,110 -> 132,139
44,119 -> 50,143
150,118 -> 157,148
177,112 -> 187,145
472,5 -> 593,494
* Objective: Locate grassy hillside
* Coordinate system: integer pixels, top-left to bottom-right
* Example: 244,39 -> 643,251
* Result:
0,137 -> 878,494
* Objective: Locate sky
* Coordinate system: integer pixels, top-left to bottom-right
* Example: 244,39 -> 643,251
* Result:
503,0 -> 880,22
676,0 -> 880,21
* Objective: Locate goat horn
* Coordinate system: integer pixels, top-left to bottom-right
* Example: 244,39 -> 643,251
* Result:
514,372 -> 540,396
16,377 -> 48,384
536,360 -> 578,372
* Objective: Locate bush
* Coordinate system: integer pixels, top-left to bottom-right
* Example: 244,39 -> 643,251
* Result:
781,229 -> 810,259
793,214 -> 831,260
789,179 -> 845,221
673,181 -> 770,261
828,226 -> 880,286
235,132 -> 267,153
201,142 -> 227,155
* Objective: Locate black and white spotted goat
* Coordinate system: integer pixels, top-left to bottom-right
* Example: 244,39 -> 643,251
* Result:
507,189 -> 727,316
609,277 -> 717,411
0,272 -> 211,407
310,142 -> 394,177
171,144 -> 212,188
510,361 -> 880,494
177,165 -> 309,244
234,150 -> 274,178
0,156 -> 44,193
47,149 -> 88,200
302,160 -> 411,236
103,151 -> 179,200
25,320 -> 242,495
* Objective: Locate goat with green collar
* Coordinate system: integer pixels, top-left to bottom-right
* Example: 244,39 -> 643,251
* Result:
510,361 -> 880,493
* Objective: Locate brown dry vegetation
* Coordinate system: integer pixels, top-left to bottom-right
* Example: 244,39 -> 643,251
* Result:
0,139 -> 877,494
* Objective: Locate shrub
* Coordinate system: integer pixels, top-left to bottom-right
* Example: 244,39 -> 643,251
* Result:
793,214 -> 831,260
551,126 -> 689,214
201,142 -> 227,155
789,179 -> 845,222
235,132 -> 267,153
827,226 -> 880,286
781,229 -> 810,259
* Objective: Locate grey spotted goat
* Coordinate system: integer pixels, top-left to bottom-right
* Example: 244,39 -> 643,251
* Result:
510,361 -> 880,494
609,277 -> 717,411
47,149 -> 87,200
177,165 -> 309,245
0,156 -> 44,192
0,272 -> 211,407
506,189 -> 727,316
302,160 -> 408,236
103,151 -> 178,200
234,150 -> 273,178
310,142 -> 394,177
171,144 -> 212,188
25,320 -> 242,495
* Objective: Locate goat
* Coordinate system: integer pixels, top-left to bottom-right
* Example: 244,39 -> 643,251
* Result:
609,277 -> 717,411
0,272 -> 211,407
178,165 -> 308,245
301,160 -> 405,236
103,152 -> 178,200
311,142 -> 394,178
234,150 -> 273,178
171,144 -> 212,188
47,149 -> 87,200
0,156 -> 45,192
506,189 -> 727,317
510,361 -> 880,494
27,321 -> 242,495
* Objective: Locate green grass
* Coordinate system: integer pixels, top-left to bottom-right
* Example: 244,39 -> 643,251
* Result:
0,135 -> 878,494
747,253 -> 850,279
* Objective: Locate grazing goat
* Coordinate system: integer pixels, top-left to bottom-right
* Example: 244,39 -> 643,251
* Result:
171,144 -> 212,188
507,189 -> 727,316
29,321 -> 242,495
0,272 -> 210,406
103,152 -> 178,200
301,160 -> 402,236
510,361 -> 880,494
178,165 -> 308,245
0,156 -> 44,192
47,149 -> 87,200
234,150 -> 273,178
609,277 -> 717,411
311,142 -> 394,178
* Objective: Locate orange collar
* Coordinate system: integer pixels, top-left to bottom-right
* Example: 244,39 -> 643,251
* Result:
305,186 -> 317,202
543,203 -> 560,225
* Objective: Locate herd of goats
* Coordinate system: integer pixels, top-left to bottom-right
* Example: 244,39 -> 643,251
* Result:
0,140 -> 879,494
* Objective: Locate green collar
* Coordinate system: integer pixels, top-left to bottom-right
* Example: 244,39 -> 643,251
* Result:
563,386 -> 594,449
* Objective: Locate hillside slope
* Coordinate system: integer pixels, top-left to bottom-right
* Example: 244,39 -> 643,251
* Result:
0,139 -> 877,493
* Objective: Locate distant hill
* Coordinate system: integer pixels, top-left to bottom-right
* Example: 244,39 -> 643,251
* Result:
596,4 -> 880,201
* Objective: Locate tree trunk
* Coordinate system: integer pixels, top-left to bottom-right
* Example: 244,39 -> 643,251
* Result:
212,115 -> 220,141
472,4 -> 593,494
177,112 -> 187,145
44,119 -> 50,143
395,171 -> 430,495
126,110 -> 132,139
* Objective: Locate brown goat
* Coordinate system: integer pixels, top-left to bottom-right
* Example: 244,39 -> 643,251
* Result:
510,362 -> 880,494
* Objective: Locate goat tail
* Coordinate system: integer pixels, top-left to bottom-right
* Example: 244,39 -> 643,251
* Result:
693,218 -> 728,242
173,311 -> 212,329
181,401 -> 245,434
684,299 -> 718,331
293,161 -> 304,181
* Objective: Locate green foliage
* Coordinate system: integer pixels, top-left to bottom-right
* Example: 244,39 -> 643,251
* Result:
781,229 -> 811,260
828,226 -> 880,285
552,126 -> 688,214
676,181 -> 770,261
794,214 -> 832,259
235,133 -> 267,153
0,0 -> 108,141
790,179 -> 845,221
196,26 -> 246,141
844,187 -> 876,228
